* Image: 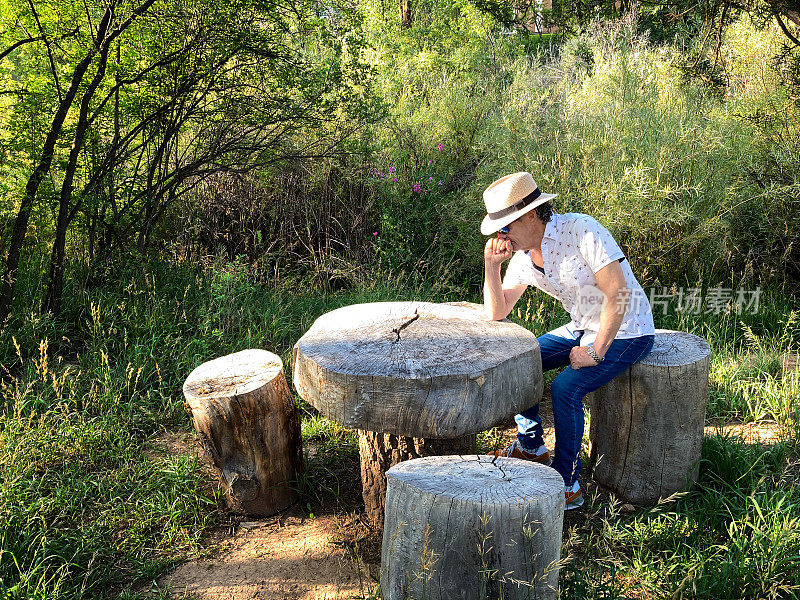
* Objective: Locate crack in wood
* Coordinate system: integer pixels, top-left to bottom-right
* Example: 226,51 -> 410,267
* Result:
391,309 -> 420,343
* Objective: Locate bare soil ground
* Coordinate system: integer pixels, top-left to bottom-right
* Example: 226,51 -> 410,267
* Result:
150,401 -> 786,600
161,513 -> 377,600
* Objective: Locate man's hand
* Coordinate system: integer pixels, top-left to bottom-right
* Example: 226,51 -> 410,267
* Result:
570,346 -> 598,370
484,238 -> 512,267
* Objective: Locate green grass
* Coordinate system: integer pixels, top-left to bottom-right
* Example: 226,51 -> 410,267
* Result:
2,10 -> 800,599
0,256 -> 465,598
562,434 -> 800,599
2,256 -> 798,598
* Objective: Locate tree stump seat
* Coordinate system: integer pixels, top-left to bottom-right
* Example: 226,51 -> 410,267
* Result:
381,455 -> 564,600
293,301 -> 543,525
183,349 -> 303,516
588,329 -> 711,504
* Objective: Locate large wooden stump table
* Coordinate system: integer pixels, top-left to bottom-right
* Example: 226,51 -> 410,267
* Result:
293,301 -> 543,525
588,330 -> 711,504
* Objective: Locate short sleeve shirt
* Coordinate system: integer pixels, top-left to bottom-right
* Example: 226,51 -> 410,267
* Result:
504,213 -> 654,343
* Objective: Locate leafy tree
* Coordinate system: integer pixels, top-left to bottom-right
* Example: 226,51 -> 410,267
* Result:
0,0 -> 377,319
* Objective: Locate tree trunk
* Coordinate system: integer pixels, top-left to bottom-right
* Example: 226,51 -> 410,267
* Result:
45,32 -> 113,316
400,0 -> 413,29
183,349 -> 303,516
294,301 -> 543,525
358,431 -> 476,526
0,11 -> 109,322
381,455 -> 564,600
588,330 -> 711,505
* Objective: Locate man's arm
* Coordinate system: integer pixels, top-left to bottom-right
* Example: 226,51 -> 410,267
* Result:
592,260 -> 628,356
483,238 -> 527,320
569,260 -> 628,368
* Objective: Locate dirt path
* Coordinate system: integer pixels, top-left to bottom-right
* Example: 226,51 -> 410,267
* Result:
162,513 -> 377,600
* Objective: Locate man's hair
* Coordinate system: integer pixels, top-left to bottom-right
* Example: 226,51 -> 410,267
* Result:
534,202 -> 553,224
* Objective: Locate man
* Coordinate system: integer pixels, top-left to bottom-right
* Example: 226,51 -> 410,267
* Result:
481,172 -> 655,510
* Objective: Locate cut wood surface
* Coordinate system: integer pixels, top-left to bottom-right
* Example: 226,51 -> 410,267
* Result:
293,301 -> 543,439
183,349 -> 302,516
588,330 -> 711,504
381,455 -> 564,600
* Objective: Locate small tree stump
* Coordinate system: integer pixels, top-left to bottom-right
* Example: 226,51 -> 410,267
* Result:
381,455 -> 564,600
293,301 -> 542,525
588,330 -> 711,504
183,349 -> 302,516
358,431 -> 476,527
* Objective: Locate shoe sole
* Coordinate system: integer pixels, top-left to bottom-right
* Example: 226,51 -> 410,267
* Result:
565,495 -> 584,510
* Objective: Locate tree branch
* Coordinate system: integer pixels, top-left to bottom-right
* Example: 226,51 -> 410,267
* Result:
27,0 -> 63,101
0,35 -> 43,62
775,11 -> 800,47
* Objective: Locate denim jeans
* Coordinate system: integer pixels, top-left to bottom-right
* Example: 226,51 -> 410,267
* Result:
515,324 -> 654,486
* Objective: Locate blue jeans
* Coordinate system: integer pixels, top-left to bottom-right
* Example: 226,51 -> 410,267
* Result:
516,325 -> 654,487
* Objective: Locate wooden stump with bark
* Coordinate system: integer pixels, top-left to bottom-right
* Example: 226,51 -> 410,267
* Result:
381,455 -> 564,600
183,349 -> 302,516
588,330 -> 711,505
293,301 -> 542,525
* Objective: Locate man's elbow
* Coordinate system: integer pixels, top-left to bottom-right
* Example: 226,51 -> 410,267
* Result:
485,307 -> 510,321
484,305 -> 507,321
610,285 -> 629,314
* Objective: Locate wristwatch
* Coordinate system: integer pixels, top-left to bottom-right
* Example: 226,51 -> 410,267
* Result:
587,344 -> 604,364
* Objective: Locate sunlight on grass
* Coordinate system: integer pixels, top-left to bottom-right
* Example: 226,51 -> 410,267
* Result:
1,8 -> 799,598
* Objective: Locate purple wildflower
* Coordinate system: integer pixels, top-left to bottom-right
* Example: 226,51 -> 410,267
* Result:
437,143 -> 444,151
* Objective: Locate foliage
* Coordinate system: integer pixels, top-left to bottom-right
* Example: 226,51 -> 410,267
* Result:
469,16 -> 799,290
0,0 -> 379,319
1,3 -> 800,598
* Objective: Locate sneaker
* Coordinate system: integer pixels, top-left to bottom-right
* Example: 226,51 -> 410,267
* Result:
565,481 -> 584,510
490,440 -> 552,465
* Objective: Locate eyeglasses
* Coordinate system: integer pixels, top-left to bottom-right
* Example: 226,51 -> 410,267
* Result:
498,226 -> 510,235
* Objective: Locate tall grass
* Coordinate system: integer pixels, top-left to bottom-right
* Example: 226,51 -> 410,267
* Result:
2,9 -> 799,599
2,252 -> 797,597
562,433 -> 800,599
357,11 -> 800,292
0,256 -> 462,598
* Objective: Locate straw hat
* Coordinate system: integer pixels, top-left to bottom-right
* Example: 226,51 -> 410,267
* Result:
480,172 -> 557,235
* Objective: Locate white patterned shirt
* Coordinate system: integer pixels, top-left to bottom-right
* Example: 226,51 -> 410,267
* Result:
503,213 -> 654,344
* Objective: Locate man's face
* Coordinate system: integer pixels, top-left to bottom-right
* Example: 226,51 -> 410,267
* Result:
497,213 -> 537,252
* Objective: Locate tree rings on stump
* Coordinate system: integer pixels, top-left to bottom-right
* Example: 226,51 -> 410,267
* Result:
183,349 -> 302,516
293,301 -> 543,439
381,455 -> 564,600
588,330 -> 711,504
